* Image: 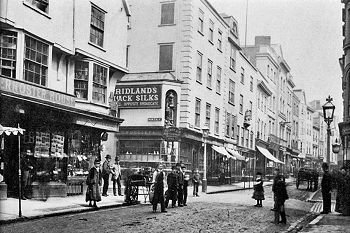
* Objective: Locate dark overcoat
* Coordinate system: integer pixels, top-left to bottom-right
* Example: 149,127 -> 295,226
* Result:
86,167 -> 102,202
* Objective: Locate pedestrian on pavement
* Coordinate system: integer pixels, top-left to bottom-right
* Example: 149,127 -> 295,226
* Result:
272,172 -> 288,224
342,166 -> 350,216
111,156 -> 123,196
193,169 -> 201,197
335,166 -> 347,213
86,159 -> 102,208
252,172 -> 264,207
152,163 -> 167,213
271,167 -> 283,211
182,164 -> 189,206
21,150 -> 34,200
176,163 -> 184,207
321,162 -> 332,214
165,166 -> 178,208
101,154 -> 112,197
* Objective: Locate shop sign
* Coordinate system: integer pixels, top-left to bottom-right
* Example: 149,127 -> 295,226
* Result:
148,118 -> 162,122
163,126 -> 181,141
75,117 -> 119,132
339,121 -> 350,136
0,76 -> 75,107
114,84 -> 161,109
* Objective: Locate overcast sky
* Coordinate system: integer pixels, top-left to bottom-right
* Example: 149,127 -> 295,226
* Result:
209,0 -> 343,117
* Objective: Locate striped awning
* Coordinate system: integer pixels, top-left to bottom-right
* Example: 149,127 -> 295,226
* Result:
0,124 -> 25,136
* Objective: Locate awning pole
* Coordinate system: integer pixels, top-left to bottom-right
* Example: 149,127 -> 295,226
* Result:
18,124 -> 22,217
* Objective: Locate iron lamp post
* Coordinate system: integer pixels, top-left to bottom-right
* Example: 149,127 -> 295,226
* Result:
322,95 -> 335,164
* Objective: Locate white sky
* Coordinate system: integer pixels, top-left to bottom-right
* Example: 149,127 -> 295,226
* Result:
209,0 -> 343,117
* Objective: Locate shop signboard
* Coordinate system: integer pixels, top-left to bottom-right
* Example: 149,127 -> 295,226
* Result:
163,126 -> 181,141
114,84 -> 161,108
339,121 -> 350,136
0,76 -> 75,107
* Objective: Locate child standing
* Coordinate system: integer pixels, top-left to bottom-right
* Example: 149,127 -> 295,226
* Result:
252,172 -> 265,207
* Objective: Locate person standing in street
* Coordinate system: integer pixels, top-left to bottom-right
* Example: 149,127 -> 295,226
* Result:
321,162 -> 332,214
176,163 -> 184,207
182,164 -> 189,206
335,166 -> 347,213
152,163 -> 166,213
21,150 -> 34,199
193,169 -> 201,197
86,159 -> 102,208
271,167 -> 282,211
111,156 -> 123,196
272,172 -> 288,224
165,166 -> 178,208
102,154 -> 112,197
252,172 -> 264,207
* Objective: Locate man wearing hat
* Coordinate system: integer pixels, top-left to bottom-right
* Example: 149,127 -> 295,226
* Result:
321,162 -> 332,214
111,156 -> 123,196
102,154 -> 112,196
176,163 -> 184,207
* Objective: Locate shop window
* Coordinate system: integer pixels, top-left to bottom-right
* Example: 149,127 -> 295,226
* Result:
24,35 -> 48,86
120,140 -> 160,155
0,30 -> 17,79
25,0 -> 49,13
160,2 -> 175,25
92,63 -> 107,104
90,5 -> 105,47
74,61 -> 89,100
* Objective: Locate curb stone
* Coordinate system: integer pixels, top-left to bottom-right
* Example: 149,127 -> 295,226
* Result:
281,212 -> 319,233
0,202 -> 130,225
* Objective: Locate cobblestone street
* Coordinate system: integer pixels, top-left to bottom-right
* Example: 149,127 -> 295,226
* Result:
1,183 -> 314,233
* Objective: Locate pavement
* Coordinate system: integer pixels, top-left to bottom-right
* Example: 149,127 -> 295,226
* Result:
0,179 -> 271,224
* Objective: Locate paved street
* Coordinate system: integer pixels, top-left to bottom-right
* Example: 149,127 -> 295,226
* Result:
1,184 -> 313,233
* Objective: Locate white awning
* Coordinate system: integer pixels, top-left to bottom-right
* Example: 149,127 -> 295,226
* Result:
226,147 -> 245,161
212,145 -> 235,159
256,146 -> 284,164
0,124 -> 25,136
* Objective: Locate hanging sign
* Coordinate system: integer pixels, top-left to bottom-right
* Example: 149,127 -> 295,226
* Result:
114,84 -> 161,109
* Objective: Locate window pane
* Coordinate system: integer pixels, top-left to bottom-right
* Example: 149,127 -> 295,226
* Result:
159,44 -> 173,70
161,3 -> 175,25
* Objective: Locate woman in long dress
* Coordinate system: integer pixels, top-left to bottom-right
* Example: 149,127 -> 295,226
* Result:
85,159 -> 102,208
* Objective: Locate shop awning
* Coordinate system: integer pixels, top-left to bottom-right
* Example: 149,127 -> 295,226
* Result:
212,145 -> 234,159
226,147 -> 245,161
298,153 -> 306,159
256,146 -> 284,164
0,124 -> 25,136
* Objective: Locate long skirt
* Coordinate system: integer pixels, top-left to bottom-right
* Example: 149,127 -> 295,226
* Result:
85,184 -> 101,202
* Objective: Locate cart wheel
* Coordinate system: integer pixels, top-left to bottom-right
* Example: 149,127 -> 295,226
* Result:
130,185 -> 139,203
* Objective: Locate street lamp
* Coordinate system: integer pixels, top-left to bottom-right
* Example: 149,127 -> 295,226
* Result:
332,138 -> 341,166
322,95 -> 335,164
202,125 -> 209,193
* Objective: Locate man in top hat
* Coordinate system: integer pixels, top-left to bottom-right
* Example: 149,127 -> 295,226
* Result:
321,162 -> 332,214
102,154 -> 112,196
176,163 -> 184,207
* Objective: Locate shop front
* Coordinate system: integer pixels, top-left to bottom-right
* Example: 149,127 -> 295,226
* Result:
0,77 -> 122,199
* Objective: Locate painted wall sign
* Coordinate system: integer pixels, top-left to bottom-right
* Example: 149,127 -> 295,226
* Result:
0,76 -> 75,107
114,84 -> 161,108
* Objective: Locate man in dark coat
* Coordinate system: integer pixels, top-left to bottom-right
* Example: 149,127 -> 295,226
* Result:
165,166 -> 178,208
176,163 -> 184,207
321,162 -> 332,214
102,154 -> 112,196
182,164 -> 189,206
152,163 -> 166,213
272,173 -> 288,224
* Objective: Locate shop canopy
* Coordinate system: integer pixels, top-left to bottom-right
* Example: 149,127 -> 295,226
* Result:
212,145 -> 235,159
226,147 -> 245,161
0,124 -> 25,136
256,146 -> 284,164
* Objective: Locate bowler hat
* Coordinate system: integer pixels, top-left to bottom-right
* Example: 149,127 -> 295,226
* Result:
105,154 -> 111,159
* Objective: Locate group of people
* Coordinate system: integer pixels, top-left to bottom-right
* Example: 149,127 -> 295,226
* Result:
85,154 -> 122,208
252,168 -> 289,225
151,162 -> 201,213
322,162 -> 350,216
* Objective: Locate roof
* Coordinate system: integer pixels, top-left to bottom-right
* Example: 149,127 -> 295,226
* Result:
119,72 -> 181,83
